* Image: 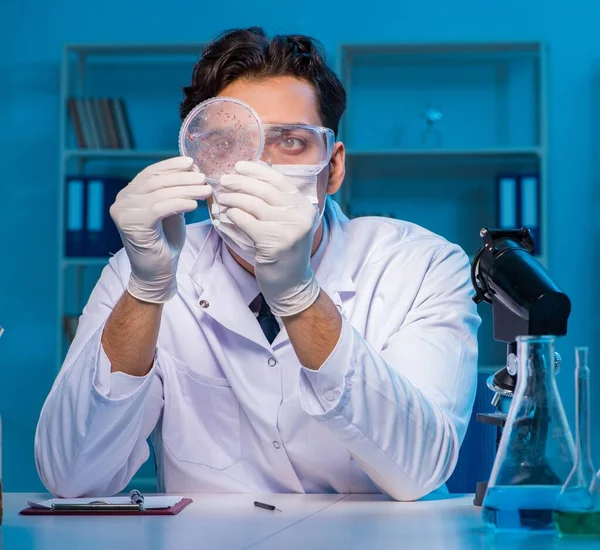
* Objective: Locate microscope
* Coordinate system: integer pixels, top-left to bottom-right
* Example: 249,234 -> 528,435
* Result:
470,227 -> 571,505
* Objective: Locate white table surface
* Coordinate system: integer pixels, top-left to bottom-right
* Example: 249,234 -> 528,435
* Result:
2,493 -> 599,550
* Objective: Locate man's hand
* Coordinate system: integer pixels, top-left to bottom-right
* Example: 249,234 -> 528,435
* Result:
110,157 -> 211,303
218,161 -> 320,317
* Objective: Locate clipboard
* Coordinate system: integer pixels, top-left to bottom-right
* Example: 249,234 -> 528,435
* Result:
20,498 -> 193,516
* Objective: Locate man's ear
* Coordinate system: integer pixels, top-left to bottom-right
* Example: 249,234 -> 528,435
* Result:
327,142 -> 345,196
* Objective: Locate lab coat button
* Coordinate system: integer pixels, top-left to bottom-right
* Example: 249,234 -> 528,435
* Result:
324,390 -> 340,402
268,358 -> 277,367
198,299 -> 210,308
272,441 -> 280,449
335,304 -> 343,313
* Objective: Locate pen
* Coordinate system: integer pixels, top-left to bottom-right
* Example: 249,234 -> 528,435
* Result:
254,501 -> 281,512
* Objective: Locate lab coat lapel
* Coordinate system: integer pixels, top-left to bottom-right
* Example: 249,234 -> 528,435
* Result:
314,198 -> 356,311
181,228 -> 271,349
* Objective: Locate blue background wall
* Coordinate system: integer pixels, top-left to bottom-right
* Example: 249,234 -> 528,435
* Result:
0,0 -> 598,491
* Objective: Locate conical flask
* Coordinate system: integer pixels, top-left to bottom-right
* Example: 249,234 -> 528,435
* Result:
553,347 -> 600,535
482,335 -> 575,531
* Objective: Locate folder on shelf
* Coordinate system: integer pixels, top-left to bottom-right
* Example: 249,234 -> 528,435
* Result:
496,173 -> 541,254
20,496 -> 193,516
520,175 -> 540,254
65,177 -> 85,257
65,176 -> 127,258
496,176 -> 518,229
85,178 -> 106,257
85,177 -> 127,257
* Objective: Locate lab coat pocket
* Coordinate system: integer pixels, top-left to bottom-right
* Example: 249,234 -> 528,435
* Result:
162,354 -> 242,471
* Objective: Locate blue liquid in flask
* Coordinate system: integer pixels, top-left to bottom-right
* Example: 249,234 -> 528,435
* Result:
483,486 -> 561,532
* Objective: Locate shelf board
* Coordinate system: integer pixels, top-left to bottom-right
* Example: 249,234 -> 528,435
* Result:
64,149 -> 179,160
66,43 -> 206,56
341,42 -> 543,57
346,147 -> 542,159
63,257 -> 109,267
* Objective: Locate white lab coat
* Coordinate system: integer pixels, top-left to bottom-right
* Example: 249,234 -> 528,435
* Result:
35,198 -> 480,501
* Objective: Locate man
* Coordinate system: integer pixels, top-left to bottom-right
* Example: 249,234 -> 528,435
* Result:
35,27 -> 480,500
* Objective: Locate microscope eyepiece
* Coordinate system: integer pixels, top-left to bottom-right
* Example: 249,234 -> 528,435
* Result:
471,227 -> 570,342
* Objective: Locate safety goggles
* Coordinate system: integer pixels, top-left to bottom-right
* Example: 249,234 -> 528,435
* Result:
262,124 -> 335,176
179,97 -> 335,181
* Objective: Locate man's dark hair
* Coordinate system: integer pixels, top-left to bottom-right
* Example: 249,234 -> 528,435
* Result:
180,27 -> 346,136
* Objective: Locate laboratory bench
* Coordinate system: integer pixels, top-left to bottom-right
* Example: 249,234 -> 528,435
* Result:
1,493 -> 598,549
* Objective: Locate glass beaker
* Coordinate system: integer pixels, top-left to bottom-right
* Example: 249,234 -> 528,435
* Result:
553,347 -> 600,536
482,335 -> 575,531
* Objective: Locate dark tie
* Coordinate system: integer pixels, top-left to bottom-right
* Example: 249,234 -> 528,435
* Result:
255,294 -> 281,344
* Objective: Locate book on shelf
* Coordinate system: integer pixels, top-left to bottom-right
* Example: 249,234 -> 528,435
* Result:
67,97 -> 135,150
83,98 -> 100,149
67,99 -> 85,148
111,98 -> 135,149
101,99 -> 120,148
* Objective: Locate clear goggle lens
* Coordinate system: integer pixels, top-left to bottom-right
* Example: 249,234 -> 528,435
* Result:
262,124 -> 334,176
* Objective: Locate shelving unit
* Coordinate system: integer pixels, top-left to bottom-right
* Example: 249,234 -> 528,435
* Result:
57,43 -> 206,374
336,41 -> 548,370
57,42 -> 207,493
52,39 -> 544,488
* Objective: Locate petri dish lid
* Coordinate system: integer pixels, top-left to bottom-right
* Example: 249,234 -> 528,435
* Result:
178,97 -> 264,183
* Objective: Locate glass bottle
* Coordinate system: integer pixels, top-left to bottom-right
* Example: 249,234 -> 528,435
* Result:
553,347 -> 600,535
421,104 -> 443,148
482,335 -> 575,531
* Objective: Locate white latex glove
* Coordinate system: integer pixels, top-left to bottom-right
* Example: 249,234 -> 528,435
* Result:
218,161 -> 321,317
110,156 -> 211,303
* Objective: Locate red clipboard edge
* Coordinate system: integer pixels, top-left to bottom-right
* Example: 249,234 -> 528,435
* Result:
19,498 -> 193,516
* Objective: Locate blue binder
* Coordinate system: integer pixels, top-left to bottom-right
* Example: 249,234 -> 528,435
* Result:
519,175 -> 540,254
65,176 -> 127,257
496,173 -> 541,255
65,177 -> 85,257
496,176 -> 518,230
